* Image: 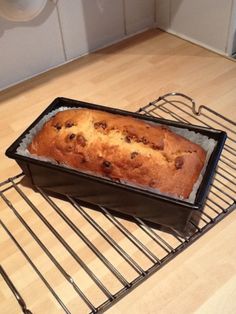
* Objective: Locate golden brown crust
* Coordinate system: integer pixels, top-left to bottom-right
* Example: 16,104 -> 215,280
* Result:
28,109 -> 207,199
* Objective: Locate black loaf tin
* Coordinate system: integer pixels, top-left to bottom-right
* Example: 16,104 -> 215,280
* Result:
6,97 -> 227,236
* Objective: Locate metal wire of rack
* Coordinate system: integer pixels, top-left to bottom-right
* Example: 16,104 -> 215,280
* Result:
0,93 -> 235,314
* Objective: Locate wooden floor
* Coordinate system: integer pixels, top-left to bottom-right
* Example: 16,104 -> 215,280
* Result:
0,29 -> 236,314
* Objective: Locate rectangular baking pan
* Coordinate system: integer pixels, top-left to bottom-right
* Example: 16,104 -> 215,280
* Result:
5,97 -> 227,236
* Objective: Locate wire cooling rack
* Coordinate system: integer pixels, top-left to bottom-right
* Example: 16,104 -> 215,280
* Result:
1,93 -> 235,314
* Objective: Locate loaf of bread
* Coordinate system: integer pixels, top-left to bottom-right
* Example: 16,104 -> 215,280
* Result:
28,108 -> 206,199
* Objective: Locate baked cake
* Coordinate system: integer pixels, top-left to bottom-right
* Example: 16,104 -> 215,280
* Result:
28,109 -> 206,199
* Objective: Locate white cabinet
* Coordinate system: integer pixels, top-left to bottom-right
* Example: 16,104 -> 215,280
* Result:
227,0 -> 236,55
0,1 -> 65,90
0,0 -> 158,90
125,0 -> 155,34
57,0 -> 125,60
156,0 -> 234,55
156,0 -> 170,30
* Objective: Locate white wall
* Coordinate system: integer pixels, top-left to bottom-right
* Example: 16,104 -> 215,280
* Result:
0,0 -> 155,91
156,0 -> 236,56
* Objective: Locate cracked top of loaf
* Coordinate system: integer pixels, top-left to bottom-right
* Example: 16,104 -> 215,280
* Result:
28,108 -> 206,199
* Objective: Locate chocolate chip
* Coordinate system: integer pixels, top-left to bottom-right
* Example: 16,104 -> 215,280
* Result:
66,133 -> 76,142
65,120 -> 74,128
77,134 -> 86,147
175,156 -> 184,169
152,142 -> 164,150
102,160 -> 112,173
69,133 -> 76,140
149,179 -> 157,187
103,160 -> 111,168
94,121 -> 107,129
136,136 -> 148,144
152,144 -> 160,150
125,136 -> 132,143
54,123 -> 62,130
141,137 -> 148,144
131,152 -> 139,159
